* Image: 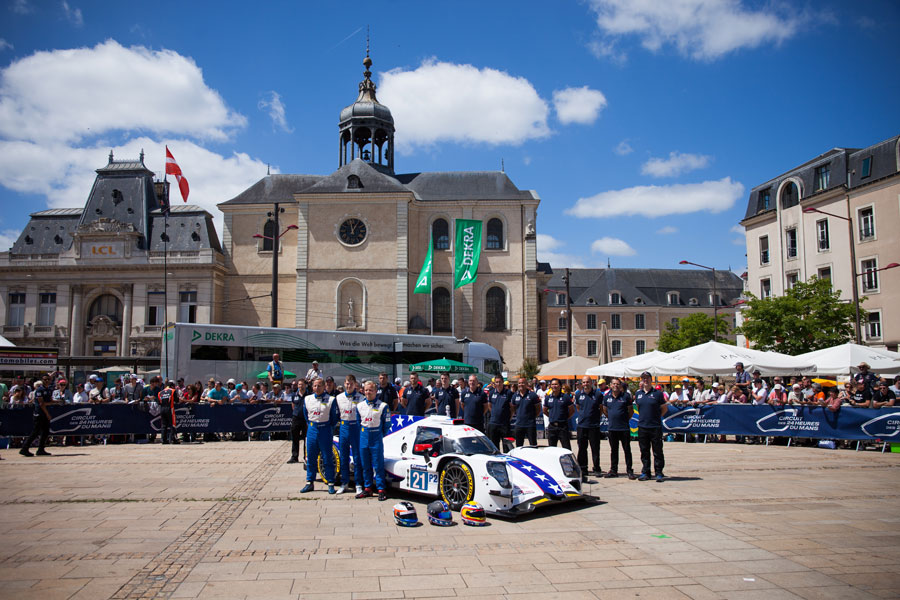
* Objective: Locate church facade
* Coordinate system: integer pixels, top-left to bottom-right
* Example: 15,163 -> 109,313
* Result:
219,54 -> 543,370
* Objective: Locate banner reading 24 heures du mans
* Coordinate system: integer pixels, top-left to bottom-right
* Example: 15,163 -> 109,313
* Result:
453,219 -> 482,289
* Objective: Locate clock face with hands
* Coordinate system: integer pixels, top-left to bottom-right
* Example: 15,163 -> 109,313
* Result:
338,218 -> 367,245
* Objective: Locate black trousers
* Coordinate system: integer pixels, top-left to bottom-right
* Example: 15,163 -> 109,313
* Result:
160,408 -> 175,444
576,427 -> 602,473
23,413 -> 50,451
638,427 -> 665,476
290,415 -> 307,460
607,429 -> 633,473
546,423 -> 571,450
515,426 -> 537,446
487,423 -> 509,448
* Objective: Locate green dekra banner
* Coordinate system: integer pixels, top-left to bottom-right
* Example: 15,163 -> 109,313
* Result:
414,236 -> 433,294
454,219 -> 482,289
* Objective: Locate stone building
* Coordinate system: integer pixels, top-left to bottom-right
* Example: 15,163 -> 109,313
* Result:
0,152 -> 225,357
740,135 -> 900,351
218,54 -> 542,370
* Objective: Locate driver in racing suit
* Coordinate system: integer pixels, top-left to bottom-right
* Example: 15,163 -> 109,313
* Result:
356,380 -> 391,501
336,374 -> 364,495
300,377 -> 339,494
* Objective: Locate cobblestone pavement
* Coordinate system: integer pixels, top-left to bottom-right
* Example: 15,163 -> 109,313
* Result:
1,440 -> 898,599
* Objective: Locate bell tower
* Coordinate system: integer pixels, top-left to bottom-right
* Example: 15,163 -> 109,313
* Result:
338,45 -> 395,175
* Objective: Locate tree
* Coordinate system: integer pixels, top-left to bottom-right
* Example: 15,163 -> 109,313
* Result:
738,277 -> 864,355
657,312 -> 733,352
516,356 -> 540,380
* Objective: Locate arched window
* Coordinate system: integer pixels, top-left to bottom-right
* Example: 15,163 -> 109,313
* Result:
485,286 -> 507,331
486,218 -> 503,250
88,294 -> 122,324
433,287 -> 451,332
261,220 -> 275,252
781,181 -> 799,209
432,219 -> 449,251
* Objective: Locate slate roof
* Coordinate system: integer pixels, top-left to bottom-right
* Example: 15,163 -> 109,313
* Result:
546,268 -> 744,308
149,207 -> 222,253
220,159 -> 537,205
743,135 -> 899,221
9,211 -> 81,254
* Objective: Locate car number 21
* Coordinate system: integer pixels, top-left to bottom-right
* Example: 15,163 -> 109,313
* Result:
409,467 -> 436,491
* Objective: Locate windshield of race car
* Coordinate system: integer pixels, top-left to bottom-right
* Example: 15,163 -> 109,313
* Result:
449,435 -> 499,456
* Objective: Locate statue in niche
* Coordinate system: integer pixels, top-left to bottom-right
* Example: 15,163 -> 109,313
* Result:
347,297 -> 356,326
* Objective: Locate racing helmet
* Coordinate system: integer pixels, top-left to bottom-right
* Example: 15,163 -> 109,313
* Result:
426,500 -> 453,526
393,501 -> 419,527
460,501 -> 487,526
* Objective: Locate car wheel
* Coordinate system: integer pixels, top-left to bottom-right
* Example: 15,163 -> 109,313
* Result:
318,444 -> 340,484
439,459 -> 475,511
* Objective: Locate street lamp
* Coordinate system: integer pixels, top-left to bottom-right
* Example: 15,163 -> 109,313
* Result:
679,260 -> 719,342
803,206 -> 861,343
253,203 -> 298,328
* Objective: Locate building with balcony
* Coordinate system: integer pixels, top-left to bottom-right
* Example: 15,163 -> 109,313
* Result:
740,135 -> 900,351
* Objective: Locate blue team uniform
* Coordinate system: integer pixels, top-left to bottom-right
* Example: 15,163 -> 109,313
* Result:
357,398 -> 391,490
336,389 -> 364,486
303,393 -> 339,484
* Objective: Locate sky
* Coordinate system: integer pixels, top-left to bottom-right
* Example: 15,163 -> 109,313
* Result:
1,0 -> 898,275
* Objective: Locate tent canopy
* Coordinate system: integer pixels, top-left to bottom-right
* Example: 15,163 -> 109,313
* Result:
587,350 -> 669,378
794,343 -> 900,377
641,341 -> 816,377
537,355 -> 599,379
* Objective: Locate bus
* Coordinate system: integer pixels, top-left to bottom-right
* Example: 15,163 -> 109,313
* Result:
162,323 -> 502,385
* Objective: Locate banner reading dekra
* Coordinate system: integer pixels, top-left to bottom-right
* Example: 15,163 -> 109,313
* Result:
414,235 -> 433,294
454,219 -> 482,289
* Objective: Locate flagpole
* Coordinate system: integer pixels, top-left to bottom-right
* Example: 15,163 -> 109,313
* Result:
429,243 -> 433,336
161,149 -> 169,381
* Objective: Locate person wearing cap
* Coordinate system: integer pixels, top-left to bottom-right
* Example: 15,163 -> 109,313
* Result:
125,374 -> 143,403
635,371 -> 667,482
267,353 -> 285,388
52,378 -> 73,405
73,382 -> 90,404
304,360 -> 323,385
787,384 -> 803,405
734,362 -> 751,395
853,362 -> 878,395
574,376 -> 604,480
157,380 -> 179,444
767,383 -> 789,407
20,379 -> 56,456
872,379 -> 896,408
287,379 -> 308,465
324,376 -> 338,399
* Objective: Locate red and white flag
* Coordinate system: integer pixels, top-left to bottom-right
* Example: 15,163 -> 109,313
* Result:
165,146 -> 190,202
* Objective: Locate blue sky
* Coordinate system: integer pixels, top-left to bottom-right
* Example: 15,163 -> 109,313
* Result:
1,0 -> 898,274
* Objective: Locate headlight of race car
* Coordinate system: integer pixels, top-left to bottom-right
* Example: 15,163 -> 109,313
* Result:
559,454 -> 580,479
486,461 -> 511,488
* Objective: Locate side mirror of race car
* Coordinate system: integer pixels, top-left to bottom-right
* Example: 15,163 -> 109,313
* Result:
413,443 -> 433,455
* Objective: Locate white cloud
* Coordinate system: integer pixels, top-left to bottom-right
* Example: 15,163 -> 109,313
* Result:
10,0 -> 32,14
0,39 -> 12,52
730,225 -> 746,245
552,86 -> 607,125
536,233 -> 587,268
656,226 -> 678,234
0,228 -> 20,251
0,40 -> 246,144
591,237 -> 636,256
614,139 -> 633,155
61,1 -> 83,26
567,177 -> 745,218
379,59 -> 550,152
587,0 -> 802,61
258,91 -> 293,133
0,138 -> 269,237
642,151 -> 711,177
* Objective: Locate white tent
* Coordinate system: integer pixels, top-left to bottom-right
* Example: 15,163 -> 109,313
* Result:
586,350 -> 670,378
646,341 -> 816,376
0,334 -> 13,347
794,343 -> 900,377
537,355 -> 599,379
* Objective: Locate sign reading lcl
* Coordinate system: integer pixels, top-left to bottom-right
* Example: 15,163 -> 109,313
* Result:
91,245 -> 116,256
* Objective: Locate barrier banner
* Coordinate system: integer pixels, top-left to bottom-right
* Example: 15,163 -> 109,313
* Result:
1,404 -> 898,441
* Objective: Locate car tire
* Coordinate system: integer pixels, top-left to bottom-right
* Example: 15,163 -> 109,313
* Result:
439,459 -> 475,511
318,444 -> 341,484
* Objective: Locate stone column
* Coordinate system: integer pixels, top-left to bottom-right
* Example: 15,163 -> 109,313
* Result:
396,199 -> 409,333
294,201 -> 309,328
70,285 -> 83,356
121,284 -> 133,355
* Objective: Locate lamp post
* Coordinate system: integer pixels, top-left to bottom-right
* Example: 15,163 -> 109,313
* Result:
679,260 -> 718,342
561,268 -> 572,356
253,203 -> 298,328
803,206 -> 861,343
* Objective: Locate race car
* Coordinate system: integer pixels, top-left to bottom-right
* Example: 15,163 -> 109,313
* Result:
380,415 -> 585,517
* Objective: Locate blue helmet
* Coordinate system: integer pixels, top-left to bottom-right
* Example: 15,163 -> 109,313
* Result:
427,500 -> 453,526
393,501 -> 419,527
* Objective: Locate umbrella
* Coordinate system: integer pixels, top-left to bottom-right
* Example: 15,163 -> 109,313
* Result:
647,341 -> 815,377
598,320 -> 611,366
255,370 -> 297,379
812,378 -> 839,387
536,355 -> 599,380
409,358 -> 478,374
794,343 -> 900,377
588,350 -> 670,378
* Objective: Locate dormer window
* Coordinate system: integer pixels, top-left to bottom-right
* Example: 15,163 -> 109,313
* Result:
609,292 -> 622,305
634,297 -> 644,305
667,292 -> 680,305
587,297 -> 595,305
689,298 -> 699,306
347,175 -> 363,189
54,235 -> 63,244
112,189 -> 123,204
709,293 -> 720,306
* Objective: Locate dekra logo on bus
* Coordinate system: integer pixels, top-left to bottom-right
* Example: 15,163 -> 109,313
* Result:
192,330 -> 234,342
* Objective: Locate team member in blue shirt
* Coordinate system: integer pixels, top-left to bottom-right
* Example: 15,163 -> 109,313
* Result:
603,377 -> 636,479
574,376 -> 604,480
634,371 -> 668,482
287,379 -> 308,465
512,377 -> 541,446
486,376 -> 514,448
433,373 -> 460,418
401,373 -> 432,417
461,374 -> 489,433
543,378 -> 574,449
376,372 -> 399,413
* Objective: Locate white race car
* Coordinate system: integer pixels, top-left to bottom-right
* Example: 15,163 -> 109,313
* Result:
380,415 -> 585,517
